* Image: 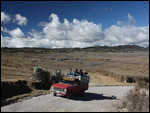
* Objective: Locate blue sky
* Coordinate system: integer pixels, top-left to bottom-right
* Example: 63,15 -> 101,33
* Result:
1,1 -> 149,48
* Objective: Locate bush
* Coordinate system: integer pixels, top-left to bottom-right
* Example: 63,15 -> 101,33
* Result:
51,70 -> 64,84
119,88 -> 149,112
30,67 -> 64,89
136,80 -> 149,89
30,66 -> 51,90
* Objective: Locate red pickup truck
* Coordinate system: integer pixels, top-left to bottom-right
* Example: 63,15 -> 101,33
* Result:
50,72 -> 90,98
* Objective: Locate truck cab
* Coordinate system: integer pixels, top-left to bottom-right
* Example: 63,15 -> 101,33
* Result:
50,72 -> 90,98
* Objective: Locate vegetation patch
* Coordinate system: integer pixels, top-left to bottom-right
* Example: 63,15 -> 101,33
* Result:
118,81 -> 149,112
1,80 -> 32,106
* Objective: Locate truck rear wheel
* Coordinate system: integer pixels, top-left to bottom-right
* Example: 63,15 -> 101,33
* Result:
80,89 -> 85,96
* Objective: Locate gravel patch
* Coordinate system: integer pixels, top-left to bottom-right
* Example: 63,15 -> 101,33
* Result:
1,86 -> 134,112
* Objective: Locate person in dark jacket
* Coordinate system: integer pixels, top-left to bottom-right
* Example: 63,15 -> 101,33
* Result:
74,69 -> 79,75
79,69 -> 83,76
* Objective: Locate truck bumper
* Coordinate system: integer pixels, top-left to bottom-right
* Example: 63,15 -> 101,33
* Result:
50,90 -> 66,96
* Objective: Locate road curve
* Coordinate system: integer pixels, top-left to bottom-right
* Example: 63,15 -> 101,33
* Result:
1,86 -> 134,112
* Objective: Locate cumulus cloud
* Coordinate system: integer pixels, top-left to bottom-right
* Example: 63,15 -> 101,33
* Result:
28,29 -> 43,39
1,26 -> 9,33
1,12 -> 11,23
1,12 -> 27,26
1,12 -> 28,26
1,13 -> 149,48
104,25 -> 149,47
1,27 -> 27,39
43,13 -> 105,43
14,14 -> 28,26
9,28 -> 26,38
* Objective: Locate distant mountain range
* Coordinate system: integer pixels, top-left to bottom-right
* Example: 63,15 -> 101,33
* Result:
1,45 -> 149,53
82,45 -> 149,52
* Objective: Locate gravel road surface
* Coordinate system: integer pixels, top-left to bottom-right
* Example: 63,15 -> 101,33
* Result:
1,86 -> 134,112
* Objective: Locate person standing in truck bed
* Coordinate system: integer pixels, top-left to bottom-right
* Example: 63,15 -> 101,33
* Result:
79,69 -> 83,76
70,68 -> 73,75
74,69 -> 79,76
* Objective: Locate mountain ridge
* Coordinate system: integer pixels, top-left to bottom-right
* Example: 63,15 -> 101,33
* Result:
1,45 -> 149,53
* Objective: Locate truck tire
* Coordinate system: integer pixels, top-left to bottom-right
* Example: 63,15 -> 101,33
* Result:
80,89 -> 85,96
53,93 -> 57,96
66,91 -> 72,99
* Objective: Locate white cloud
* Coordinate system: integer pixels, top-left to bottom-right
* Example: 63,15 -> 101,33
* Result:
117,21 -> 123,26
104,25 -> 149,47
1,13 -> 149,48
1,12 -> 11,23
14,14 -> 27,26
38,22 -> 47,27
1,26 -> 9,33
28,29 -> 43,39
43,13 -> 105,43
1,12 -> 28,26
1,34 -> 54,48
9,28 -> 26,38
1,27 -> 26,38
128,13 -> 136,24
105,7 -> 112,11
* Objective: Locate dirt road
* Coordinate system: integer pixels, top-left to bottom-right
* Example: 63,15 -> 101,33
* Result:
1,86 -> 134,112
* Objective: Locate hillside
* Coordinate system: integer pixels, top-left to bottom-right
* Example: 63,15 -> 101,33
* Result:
1,45 -> 149,53
1,44 -> 149,107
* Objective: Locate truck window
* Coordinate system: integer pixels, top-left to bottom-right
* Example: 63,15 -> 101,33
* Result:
60,80 -> 75,85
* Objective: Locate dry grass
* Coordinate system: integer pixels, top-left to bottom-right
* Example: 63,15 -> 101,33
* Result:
1,49 -> 149,106
1,89 -> 51,107
136,80 -> 149,89
119,88 -> 149,112
89,72 -> 133,86
1,51 -> 149,82
118,81 -> 149,112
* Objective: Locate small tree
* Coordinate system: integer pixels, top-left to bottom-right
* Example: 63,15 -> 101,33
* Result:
51,69 -> 64,84
30,66 -> 65,89
30,66 -> 51,89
